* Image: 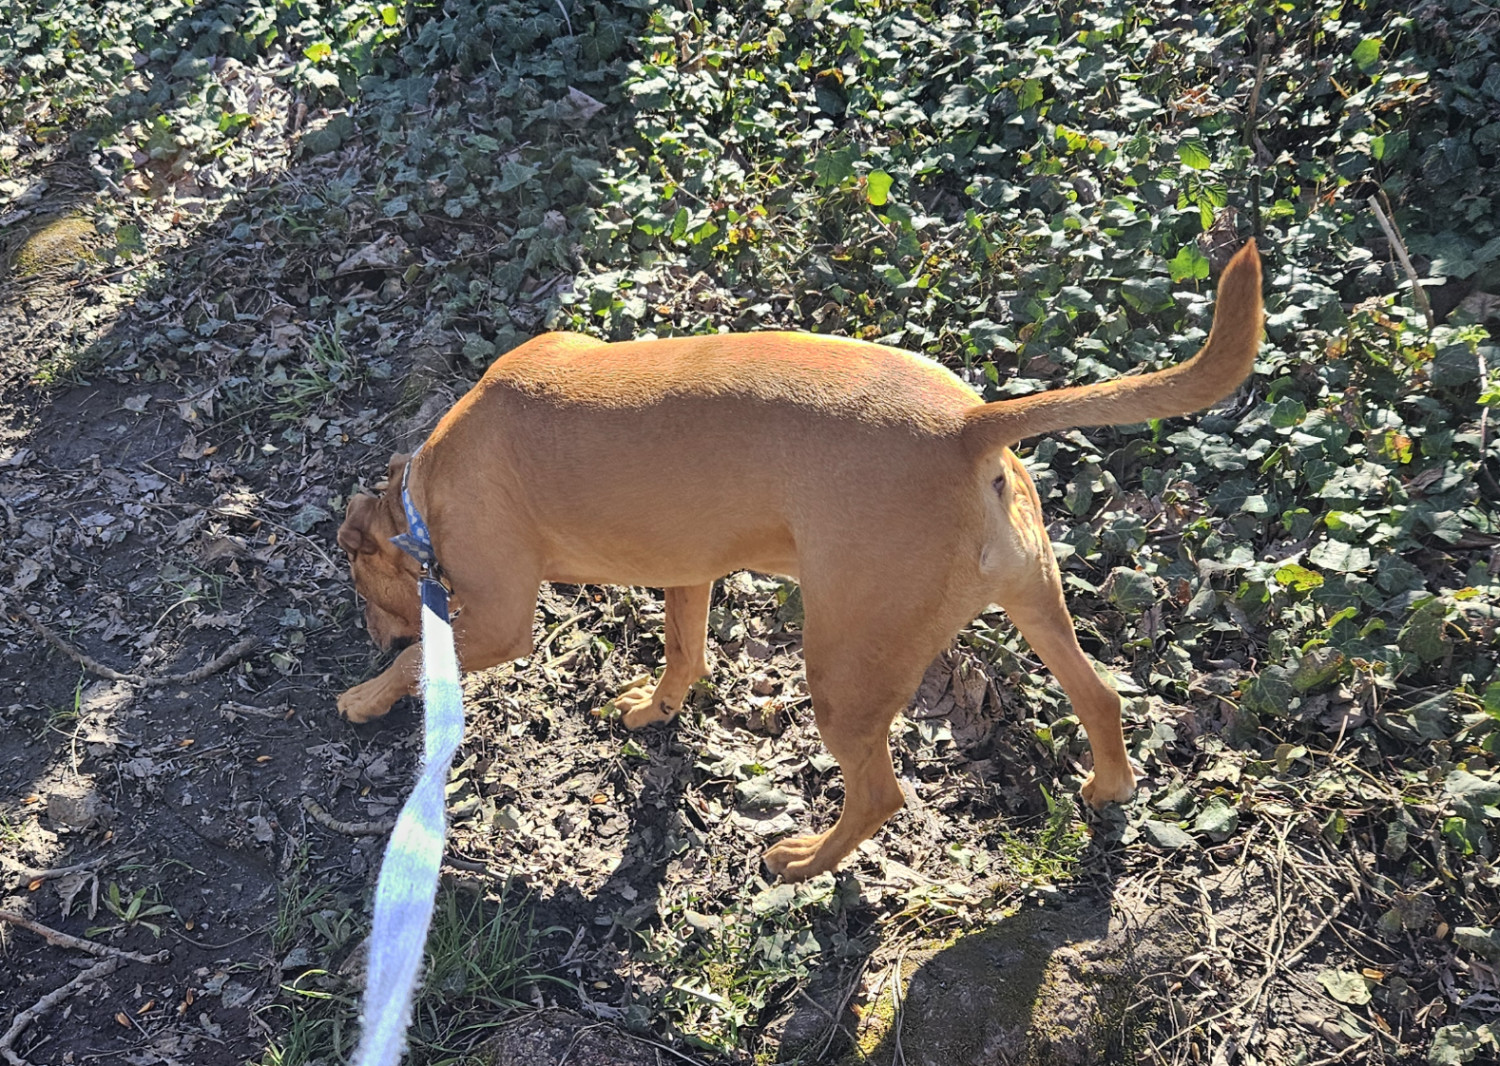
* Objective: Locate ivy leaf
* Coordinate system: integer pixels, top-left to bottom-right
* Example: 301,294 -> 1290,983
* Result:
1318,968 -> 1373,1005
1428,1023 -> 1498,1065
1352,36 -> 1382,73
1398,598 -> 1451,662
1169,244 -> 1210,282
497,160 -> 538,193
866,169 -> 893,206
1241,666 -> 1295,717
1120,277 -> 1174,312
1307,540 -> 1372,573
735,776 -> 793,812
1453,926 -> 1500,962
1104,568 -> 1156,613
812,147 -> 857,188
1140,820 -> 1195,849
1193,796 -> 1239,840
1274,563 -> 1324,591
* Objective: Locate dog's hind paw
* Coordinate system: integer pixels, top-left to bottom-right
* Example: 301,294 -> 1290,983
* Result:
763,832 -> 840,882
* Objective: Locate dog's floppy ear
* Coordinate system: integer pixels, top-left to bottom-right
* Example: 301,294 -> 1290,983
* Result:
386,451 -> 411,484
337,494 -> 382,555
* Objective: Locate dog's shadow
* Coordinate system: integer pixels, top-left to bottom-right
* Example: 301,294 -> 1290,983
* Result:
769,824 -> 1133,1064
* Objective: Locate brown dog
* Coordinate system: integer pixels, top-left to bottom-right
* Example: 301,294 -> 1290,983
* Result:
337,242 -> 1263,882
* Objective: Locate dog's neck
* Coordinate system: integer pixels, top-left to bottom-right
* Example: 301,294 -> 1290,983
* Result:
389,447 -> 437,569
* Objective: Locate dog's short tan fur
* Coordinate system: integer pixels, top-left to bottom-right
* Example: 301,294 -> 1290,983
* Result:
338,242 -> 1263,882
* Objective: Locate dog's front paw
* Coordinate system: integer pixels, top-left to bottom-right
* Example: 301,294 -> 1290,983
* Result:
1080,764 -> 1137,809
763,832 -> 838,882
611,675 -> 681,730
338,678 -> 397,723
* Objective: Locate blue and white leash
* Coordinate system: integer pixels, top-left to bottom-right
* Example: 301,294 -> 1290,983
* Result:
354,451 -> 464,1066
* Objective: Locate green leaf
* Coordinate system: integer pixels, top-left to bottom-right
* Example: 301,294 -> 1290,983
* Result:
1454,926 -> 1500,962
1140,820 -> 1195,849
1428,1023 -> 1497,1065
1446,769 -> 1500,809
1352,36 -> 1382,73
303,41 -> 332,63
1274,743 -> 1307,772
1240,666 -> 1294,717
497,160 -> 538,193
1169,244 -> 1210,282
1274,563 -> 1324,591
1398,598 -> 1450,662
735,776 -> 793,811
1177,141 -> 1211,170
1307,540 -> 1372,574
1120,276 -> 1174,312
812,147 -> 857,188
1290,647 -> 1344,692
866,169 -> 893,206
1317,968 -> 1373,1005
1193,796 -> 1239,840
1104,568 -> 1156,613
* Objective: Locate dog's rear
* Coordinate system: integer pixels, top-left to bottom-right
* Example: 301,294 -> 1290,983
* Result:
961,240 -> 1263,458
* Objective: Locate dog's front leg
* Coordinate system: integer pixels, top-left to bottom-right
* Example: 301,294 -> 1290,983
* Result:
615,582 -> 714,728
338,643 -> 423,722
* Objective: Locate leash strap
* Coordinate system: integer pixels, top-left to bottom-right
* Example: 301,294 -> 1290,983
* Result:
353,576 -> 462,1066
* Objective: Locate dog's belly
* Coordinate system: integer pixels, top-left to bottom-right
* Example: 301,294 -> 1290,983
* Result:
539,514 -> 800,588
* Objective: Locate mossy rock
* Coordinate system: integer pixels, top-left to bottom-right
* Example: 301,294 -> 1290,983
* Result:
472,1008 -> 658,1066
8,213 -> 97,277
844,896 -> 1192,1066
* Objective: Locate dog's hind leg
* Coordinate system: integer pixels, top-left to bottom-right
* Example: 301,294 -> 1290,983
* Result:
761,596 -> 949,882
996,576 -> 1137,808
617,582 -> 714,729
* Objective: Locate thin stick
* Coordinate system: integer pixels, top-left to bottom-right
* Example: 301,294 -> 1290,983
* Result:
300,796 -> 396,837
14,610 -> 137,682
1475,345 -> 1498,498
7,604 -> 258,687
158,636 -> 259,686
0,852 -> 119,887
0,910 -> 169,965
0,957 -> 119,1066
531,608 -> 593,659
1368,194 -> 1435,329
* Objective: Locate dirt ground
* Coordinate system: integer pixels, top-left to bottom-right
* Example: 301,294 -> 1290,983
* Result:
0,141 -> 1457,1066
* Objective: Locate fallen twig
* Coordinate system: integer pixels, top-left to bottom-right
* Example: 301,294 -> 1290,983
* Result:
300,795 -> 396,837
0,852 -> 122,888
531,608 -> 594,659
1475,345 -> 1498,499
0,910 -> 170,965
0,957 -> 119,1066
1368,194 -> 1435,329
6,602 -> 258,687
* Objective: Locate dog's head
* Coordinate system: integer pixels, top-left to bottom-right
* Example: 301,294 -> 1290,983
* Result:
337,453 -> 422,649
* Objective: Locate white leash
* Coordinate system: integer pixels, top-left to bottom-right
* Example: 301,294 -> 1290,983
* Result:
352,574 -> 463,1066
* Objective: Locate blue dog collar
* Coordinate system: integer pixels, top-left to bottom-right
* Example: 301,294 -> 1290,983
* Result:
389,448 -> 436,569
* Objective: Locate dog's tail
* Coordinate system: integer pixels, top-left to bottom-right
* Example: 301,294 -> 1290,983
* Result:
960,240 -> 1263,458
